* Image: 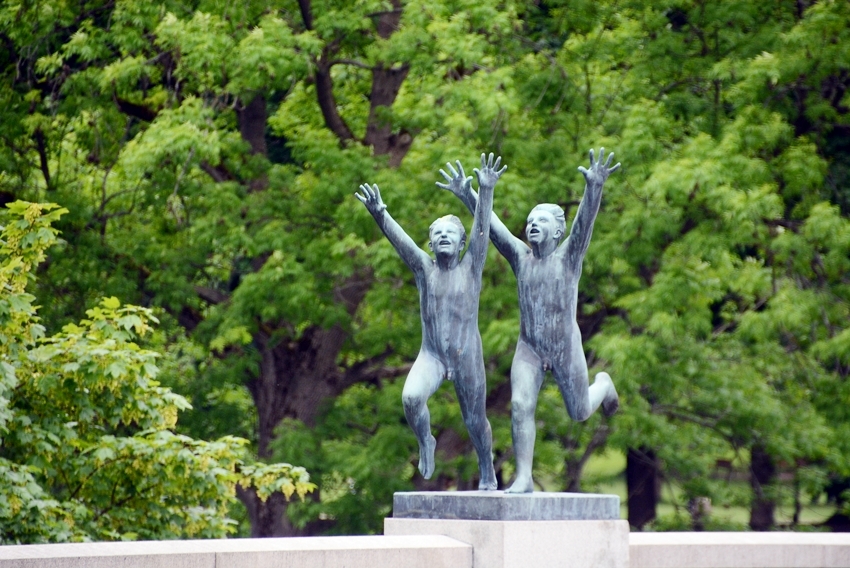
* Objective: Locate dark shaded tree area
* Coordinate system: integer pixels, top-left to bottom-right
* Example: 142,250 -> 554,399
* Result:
1,0 -> 849,536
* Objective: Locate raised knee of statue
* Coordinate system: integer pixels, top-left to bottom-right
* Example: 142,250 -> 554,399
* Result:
402,389 -> 427,410
570,405 -> 592,422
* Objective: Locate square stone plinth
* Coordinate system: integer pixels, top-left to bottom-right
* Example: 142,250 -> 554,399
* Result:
385,517 -> 629,568
393,490 -> 620,521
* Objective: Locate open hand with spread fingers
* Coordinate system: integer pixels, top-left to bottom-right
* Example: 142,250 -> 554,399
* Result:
436,160 -> 473,198
355,183 -> 387,216
474,152 -> 507,190
578,147 -> 620,187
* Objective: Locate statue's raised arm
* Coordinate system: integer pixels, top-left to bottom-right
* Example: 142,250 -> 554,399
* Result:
462,153 -> 506,274
563,148 -> 620,269
438,158 -> 525,270
356,183 -> 430,276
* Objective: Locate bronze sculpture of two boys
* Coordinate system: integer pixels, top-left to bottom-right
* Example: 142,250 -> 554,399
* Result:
356,149 -> 621,493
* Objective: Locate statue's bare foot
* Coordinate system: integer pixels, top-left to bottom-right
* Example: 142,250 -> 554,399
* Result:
418,435 -> 437,479
596,372 -> 619,417
505,475 -> 534,493
478,463 -> 498,490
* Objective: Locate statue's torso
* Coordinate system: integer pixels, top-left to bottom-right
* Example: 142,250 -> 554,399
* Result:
418,263 -> 481,367
515,249 -> 579,357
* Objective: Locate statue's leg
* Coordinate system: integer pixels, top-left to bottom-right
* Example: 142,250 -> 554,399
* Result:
505,340 -> 544,494
554,325 -> 618,421
453,352 -> 497,490
402,351 -> 445,479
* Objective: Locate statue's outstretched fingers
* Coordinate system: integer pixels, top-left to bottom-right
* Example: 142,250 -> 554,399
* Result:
494,156 -> 501,171
598,148 -> 605,166
589,148 -> 595,165
605,152 -> 615,168
447,162 -> 459,177
610,162 -> 621,173
456,160 -> 465,178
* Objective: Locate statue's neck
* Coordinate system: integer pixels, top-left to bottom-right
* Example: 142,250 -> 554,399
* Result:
531,239 -> 558,259
435,252 -> 460,271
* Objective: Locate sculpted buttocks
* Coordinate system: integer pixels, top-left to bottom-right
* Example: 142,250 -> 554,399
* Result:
444,148 -> 622,493
357,153 -> 506,489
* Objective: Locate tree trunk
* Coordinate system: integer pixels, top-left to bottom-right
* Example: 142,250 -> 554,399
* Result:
364,64 -> 412,167
210,0 -> 415,534
224,87 -> 399,536
749,444 -> 776,531
306,0 -> 413,166
235,270 -> 376,536
627,447 -> 659,530
314,58 -> 356,143
237,95 -> 269,191
237,95 -> 268,157
237,486 -> 304,537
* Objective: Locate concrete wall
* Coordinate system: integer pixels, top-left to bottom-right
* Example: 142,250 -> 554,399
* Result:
1,530 -> 848,568
630,532 -> 850,568
0,535 -> 472,568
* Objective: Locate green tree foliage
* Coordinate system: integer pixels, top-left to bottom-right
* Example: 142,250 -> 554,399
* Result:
1,0 -> 849,536
0,202 -> 313,543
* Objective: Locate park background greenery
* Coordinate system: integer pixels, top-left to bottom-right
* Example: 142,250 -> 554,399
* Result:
1,0 -> 849,540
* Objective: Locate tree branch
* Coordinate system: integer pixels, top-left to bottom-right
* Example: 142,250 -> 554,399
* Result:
328,59 -> 372,70
200,160 -> 233,183
333,268 -> 374,316
340,347 -> 411,388
362,1 -> 412,165
195,285 -> 230,305
297,0 -> 313,30
177,305 -> 204,332
112,91 -> 157,122
315,55 -> 356,143
33,128 -> 51,191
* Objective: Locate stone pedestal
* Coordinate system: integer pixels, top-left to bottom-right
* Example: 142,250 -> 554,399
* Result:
384,492 -> 629,568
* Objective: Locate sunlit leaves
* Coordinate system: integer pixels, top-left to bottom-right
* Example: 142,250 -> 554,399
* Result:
0,205 -> 314,543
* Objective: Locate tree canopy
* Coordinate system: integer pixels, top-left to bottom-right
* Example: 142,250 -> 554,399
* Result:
0,202 -> 313,542
1,0 -> 848,536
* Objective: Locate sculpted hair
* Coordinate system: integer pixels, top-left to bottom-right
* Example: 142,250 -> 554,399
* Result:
530,203 -> 567,241
429,215 -> 467,245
